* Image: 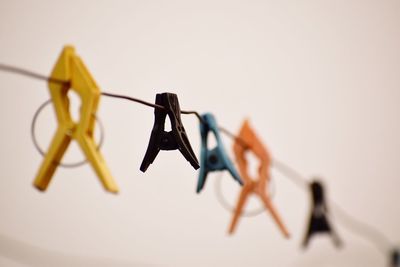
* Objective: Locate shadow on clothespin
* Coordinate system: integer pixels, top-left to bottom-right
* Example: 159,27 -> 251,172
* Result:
390,249 -> 400,267
33,46 -> 119,193
228,119 -> 290,238
140,93 -> 200,172
302,179 -> 342,248
197,113 -> 242,193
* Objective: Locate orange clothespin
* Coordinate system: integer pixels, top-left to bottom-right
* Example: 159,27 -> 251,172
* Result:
228,120 -> 289,238
33,46 -> 119,193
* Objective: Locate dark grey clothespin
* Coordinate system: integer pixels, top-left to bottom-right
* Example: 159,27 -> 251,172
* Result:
302,179 -> 342,248
140,92 -> 199,172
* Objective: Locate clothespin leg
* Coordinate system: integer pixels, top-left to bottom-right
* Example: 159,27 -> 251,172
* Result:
330,229 -> 342,247
325,214 -> 342,247
302,235 -> 311,248
74,88 -> 119,193
196,169 -> 208,193
301,223 -> 313,248
226,166 -> 243,186
76,133 -> 118,193
259,193 -> 290,238
229,186 -> 251,234
33,127 -> 71,191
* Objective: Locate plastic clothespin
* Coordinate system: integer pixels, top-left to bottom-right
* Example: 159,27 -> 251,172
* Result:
302,180 -> 341,248
197,113 -> 242,193
140,93 -> 200,172
390,249 -> 400,267
33,46 -> 119,193
228,120 -> 290,238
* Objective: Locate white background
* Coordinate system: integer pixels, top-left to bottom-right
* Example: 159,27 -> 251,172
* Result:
0,0 -> 399,266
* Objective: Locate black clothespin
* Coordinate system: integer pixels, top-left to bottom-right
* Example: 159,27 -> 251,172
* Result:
390,249 -> 400,267
140,93 -> 200,172
302,179 -> 342,248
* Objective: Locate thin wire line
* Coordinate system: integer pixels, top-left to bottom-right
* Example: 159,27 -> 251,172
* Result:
100,92 -> 165,110
271,159 -> 308,189
0,63 -> 67,84
181,110 -> 205,124
101,93 -> 206,125
0,63 -> 395,255
0,63 -> 207,122
331,201 -> 392,254
218,126 -> 248,148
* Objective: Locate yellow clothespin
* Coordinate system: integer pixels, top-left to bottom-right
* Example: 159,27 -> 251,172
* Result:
33,46 -> 119,193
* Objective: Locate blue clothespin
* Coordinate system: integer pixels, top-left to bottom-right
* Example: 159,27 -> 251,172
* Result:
197,113 -> 242,193
391,249 -> 400,267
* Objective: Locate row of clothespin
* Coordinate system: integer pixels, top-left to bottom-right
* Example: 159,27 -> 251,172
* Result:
30,46 -> 398,264
28,45 -> 343,245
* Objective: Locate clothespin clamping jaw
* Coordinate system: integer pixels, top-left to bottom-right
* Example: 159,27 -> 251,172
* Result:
229,120 -> 290,238
33,46 -> 119,193
390,249 -> 400,267
302,180 -> 341,248
197,113 -> 242,193
140,93 -> 200,172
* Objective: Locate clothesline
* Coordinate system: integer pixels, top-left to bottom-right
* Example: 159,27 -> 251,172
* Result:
0,62 -> 396,261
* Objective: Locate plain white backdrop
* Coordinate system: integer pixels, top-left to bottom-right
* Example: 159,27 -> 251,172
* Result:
0,0 -> 399,266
